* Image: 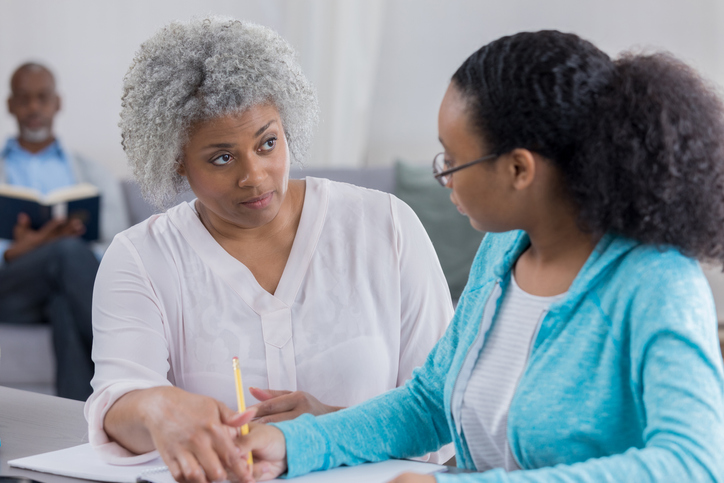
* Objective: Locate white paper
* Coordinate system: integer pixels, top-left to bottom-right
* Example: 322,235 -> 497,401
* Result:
9,443 -> 444,483
10,444 -> 164,483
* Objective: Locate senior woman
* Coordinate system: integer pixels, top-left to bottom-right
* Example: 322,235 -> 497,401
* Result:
84,16 -> 453,480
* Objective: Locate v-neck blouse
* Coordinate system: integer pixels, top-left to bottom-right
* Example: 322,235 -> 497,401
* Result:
85,177 -> 454,462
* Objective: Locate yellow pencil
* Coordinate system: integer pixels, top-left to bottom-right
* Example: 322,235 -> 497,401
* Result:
232,357 -> 253,467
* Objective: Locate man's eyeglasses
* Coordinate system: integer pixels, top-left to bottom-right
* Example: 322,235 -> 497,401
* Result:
432,152 -> 499,186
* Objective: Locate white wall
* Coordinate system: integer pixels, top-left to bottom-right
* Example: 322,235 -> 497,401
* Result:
0,0 -> 288,177
366,0 -> 724,166
2,0 -> 723,176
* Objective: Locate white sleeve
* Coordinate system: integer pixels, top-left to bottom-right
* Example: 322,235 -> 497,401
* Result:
84,233 -> 171,464
390,195 -> 456,464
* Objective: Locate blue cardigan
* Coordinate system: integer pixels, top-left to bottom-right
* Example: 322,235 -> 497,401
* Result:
275,231 -> 724,482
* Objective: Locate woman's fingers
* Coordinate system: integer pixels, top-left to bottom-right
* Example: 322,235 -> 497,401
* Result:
249,387 -> 290,402
253,460 -> 288,481
177,431 -> 233,483
224,407 -> 257,428
130,390 -> 256,483
211,407 -> 257,481
158,403 -> 254,483
256,410 -> 301,424
252,392 -> 299,419
166,459 -> 184,483
236,423 -> 288,479
387,473 -> 437,483
175,450 -> 210,483
178,426 -> 244,483
251,391 -> 338,422
225,407 -> 257,442
229,450 -> 253,483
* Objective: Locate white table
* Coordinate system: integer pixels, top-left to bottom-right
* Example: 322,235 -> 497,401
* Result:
0,386 -> 89,482
0,386 -> 461,482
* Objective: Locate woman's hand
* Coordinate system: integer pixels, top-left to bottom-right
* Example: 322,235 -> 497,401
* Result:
236,422 -> 288,482
104,386 -> 256,483
249,387 -> 344,423
387,473 -> 437,483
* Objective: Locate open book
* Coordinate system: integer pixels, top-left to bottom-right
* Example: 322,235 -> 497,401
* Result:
0,183 -> 101,241
9,443 -> 445,483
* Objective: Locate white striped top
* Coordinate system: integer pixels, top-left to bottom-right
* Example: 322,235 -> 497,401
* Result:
460,273 -> 567,471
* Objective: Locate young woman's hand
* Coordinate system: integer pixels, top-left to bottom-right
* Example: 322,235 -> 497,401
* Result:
249,387 -> 344,423
387,473 -> 437,483
236,422 -> 288,482
104,386 -> 256,483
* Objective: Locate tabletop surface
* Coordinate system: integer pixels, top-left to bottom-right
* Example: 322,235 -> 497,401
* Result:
0,386 -> 91,483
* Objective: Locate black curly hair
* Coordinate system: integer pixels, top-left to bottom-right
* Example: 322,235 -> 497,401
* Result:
452,30 -> 724,263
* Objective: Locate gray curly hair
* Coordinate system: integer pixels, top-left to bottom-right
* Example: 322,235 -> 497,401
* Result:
120,16 -> 319,208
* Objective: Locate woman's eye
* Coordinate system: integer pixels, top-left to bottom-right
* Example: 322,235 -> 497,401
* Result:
444,159 -> 454,170
259,137 -> 277,152
211,154 -> 232,166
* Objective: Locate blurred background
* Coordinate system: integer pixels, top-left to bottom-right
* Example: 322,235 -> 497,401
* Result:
1,0 -> 723,177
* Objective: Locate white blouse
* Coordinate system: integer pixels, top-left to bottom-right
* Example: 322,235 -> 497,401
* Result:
85,177 -> 454,463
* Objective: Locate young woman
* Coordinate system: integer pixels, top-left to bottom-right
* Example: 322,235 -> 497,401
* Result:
236,30 -> 724,482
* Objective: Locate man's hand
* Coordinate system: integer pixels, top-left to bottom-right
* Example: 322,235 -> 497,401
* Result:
249,387 -> 344,423
4,213 -> 84,262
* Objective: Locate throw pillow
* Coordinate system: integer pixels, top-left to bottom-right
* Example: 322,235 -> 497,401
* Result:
394,160 -> 485,301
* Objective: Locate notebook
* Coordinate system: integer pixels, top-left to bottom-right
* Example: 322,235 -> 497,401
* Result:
9,443 -> 444,482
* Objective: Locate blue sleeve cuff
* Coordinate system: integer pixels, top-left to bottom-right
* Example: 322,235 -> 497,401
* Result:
0,239 -> 11,267
270,414 -> 332,478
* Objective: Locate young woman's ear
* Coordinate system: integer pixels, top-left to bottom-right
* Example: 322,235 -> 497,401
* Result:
507,148 -> 537,191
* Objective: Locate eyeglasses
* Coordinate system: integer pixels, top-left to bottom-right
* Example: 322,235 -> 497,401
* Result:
432,152 -> 499,186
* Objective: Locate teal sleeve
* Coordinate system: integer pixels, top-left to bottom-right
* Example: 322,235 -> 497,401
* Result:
436,261 -> 724,482
273,310 -> 463,478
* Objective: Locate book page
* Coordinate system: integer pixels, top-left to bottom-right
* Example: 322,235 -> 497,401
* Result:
0,183 -> 43,202
0,182 -> 100,205
43,182 -> 100,204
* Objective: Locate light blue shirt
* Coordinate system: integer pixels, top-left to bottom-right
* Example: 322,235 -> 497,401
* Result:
275,231 -> 724,482
0,137 -> 77,257
2,137 -> 76,194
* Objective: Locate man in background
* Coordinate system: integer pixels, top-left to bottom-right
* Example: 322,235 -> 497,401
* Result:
0,62 -> 129,400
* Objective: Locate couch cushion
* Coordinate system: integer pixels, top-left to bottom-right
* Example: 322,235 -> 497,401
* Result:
0,324 -> 54,385
290,166 -> 395,193
394,160 -> 485,300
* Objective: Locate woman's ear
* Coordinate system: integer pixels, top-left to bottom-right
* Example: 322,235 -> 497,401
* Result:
507,148 -> 536,191
176,160 -> 187,177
